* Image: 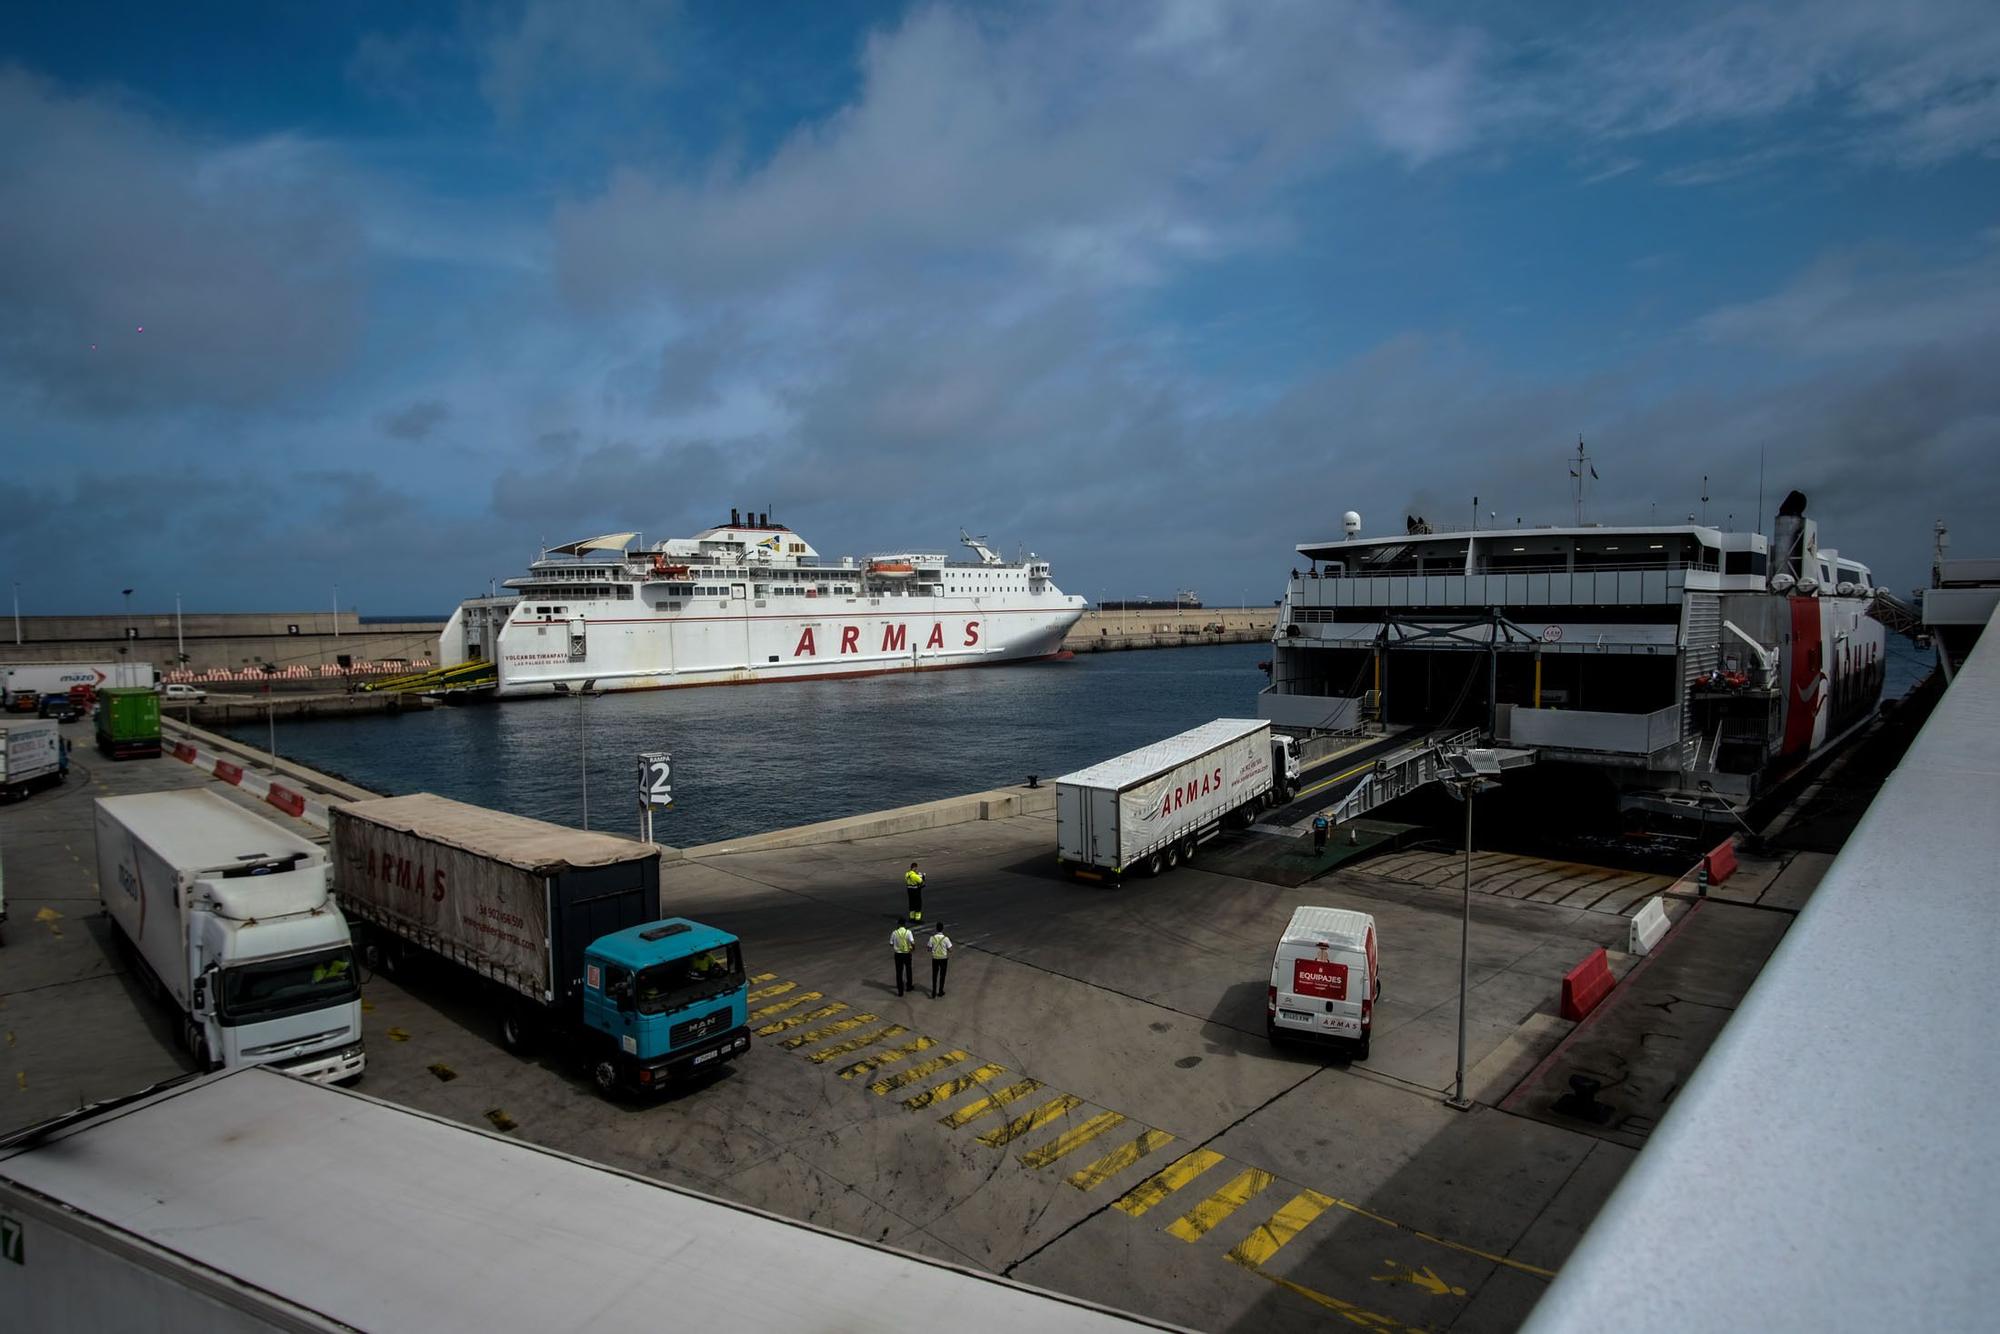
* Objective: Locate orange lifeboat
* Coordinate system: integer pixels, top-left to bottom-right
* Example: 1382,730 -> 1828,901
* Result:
868,560 -> 916,578
650,554 -> 691,578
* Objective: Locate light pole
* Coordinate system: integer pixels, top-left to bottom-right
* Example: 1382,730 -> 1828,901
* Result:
12,581 -> 19,645
261,662 -> 278,760
121,587 -> 134,658
175,593 -> 185,670
1441,746 -> 1533,1110
333,584 -> 340,642
577,678 -> 598,829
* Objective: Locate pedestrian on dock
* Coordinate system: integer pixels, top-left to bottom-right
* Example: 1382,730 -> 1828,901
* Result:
929,924 -> 953,999
1313,814 -> 1329,853
891,919 -> 916,996
904,862 -> 925,923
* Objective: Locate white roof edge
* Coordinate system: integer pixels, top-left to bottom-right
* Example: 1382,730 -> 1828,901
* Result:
1294,524 -> 1745,554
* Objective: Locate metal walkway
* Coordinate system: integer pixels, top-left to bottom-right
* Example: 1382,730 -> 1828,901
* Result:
358,659 -> 497,695
1254,727 -> 1481,834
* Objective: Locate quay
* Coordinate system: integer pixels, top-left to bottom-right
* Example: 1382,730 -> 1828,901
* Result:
5,651 -> 1945,1330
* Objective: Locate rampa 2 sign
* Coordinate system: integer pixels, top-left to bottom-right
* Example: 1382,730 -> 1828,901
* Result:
638,752 -> 673,809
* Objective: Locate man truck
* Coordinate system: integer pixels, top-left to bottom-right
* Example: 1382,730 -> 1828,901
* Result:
1055,718 -> 1301,881
329,793 -> 750,1096
95,791 -> 366,1082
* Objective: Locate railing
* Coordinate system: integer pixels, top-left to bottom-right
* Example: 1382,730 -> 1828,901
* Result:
1288,566 -> 1690,610
1305,558 -> 1718,580
1497,704 -> 1683,758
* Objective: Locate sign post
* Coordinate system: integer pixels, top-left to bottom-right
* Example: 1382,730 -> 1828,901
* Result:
637,751 -> 673,844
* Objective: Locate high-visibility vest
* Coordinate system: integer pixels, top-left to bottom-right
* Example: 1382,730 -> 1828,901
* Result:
905,870 -> 924,889
930,934 -> 952,961
891,928 -> 915,954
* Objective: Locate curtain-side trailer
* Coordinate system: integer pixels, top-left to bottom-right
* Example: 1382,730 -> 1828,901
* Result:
1055,718 -> 1300,882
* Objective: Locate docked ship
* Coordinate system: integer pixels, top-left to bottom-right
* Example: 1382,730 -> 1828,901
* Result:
1259,492 -> 1891,820
439,510 -> 1086,698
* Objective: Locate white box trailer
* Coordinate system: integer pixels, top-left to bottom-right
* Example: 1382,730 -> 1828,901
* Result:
0,718 -> 63,801
1,660 -> 156,703
96,791 -> 364,1083
1056,718 -> 1300,881
0,1069 -> 1171,1333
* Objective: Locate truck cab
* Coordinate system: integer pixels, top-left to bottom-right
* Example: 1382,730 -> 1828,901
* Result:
580,919 -> 750,1095
186,855 -> 366,1084
1271,733 -> 1301,799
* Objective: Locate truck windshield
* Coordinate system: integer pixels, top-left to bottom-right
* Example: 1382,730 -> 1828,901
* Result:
634,944 -> 743,1016
219,947 -> 359,1024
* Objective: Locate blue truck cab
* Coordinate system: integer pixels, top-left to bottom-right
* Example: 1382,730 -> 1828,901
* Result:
582,919 -> 750,1095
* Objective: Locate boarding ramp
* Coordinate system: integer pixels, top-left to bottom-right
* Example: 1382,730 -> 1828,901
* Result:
1328,727 -> 1483,824
359,658 -> 497,695
1866,587 -> 1924,640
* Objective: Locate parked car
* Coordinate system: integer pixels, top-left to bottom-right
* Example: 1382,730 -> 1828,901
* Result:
37,693 -> 81,722
160,683 -> 208,704
4,690 -> 40,714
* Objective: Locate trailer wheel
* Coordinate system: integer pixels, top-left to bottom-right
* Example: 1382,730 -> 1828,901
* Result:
1179,835 -> 1198,865
1164,842 -> 1181,870
498,1006 -> 534,1055
1144,851 -> 1164,876
591,1058 -> 621,1097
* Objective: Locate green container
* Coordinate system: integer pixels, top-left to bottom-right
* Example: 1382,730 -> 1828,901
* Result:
96,687 -> 162,759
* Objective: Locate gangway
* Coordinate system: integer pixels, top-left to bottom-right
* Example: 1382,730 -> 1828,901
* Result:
1328,727 -> 1484,824
359,659 -> 498,695
1867,587 -> 1924,641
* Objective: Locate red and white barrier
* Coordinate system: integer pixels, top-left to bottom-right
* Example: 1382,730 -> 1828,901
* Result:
162,738 -> 331,829
1703,836 -> 1739,885
1560,948 -> 1616,1021
162,659 -> 434,684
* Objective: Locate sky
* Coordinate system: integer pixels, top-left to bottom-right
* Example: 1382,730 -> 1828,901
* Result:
4,0 -> 1997,616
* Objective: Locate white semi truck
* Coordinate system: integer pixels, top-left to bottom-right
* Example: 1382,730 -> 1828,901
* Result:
1,660 -> 156,705
1056,718 -> 1301,882
95,791 -> 365,1083
0,1069 -> 1164,1333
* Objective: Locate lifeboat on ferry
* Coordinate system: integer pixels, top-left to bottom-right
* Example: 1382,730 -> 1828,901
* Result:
650,554 -> 691,578
868,560 -> 916,578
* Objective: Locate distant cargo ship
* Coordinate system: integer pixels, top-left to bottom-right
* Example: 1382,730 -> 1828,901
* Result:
1099,591 -> 1202,611
440,511 -> 1086,698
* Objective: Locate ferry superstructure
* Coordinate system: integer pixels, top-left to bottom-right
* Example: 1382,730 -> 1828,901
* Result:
439,511 -> 1086,698
1259,492 -> 1889,818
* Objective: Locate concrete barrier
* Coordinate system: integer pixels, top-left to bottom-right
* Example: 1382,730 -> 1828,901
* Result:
266,783 -> 307,818
1704,836 -> 1739,884
1560,947 -> 1616,1021
686,782 -> 1057,858
1628,896 -> 1671,956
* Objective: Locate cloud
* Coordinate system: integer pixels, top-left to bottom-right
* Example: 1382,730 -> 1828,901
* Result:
1697,244 -> 2000,358
0,70 -> 367,417
378,399 -> 452,440
477,0 -> 678,121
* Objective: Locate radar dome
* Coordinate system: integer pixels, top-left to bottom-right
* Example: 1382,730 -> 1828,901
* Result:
1342,511 -> 1362,538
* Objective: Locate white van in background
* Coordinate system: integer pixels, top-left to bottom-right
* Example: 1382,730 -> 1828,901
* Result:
1267,906 -> 1379,1059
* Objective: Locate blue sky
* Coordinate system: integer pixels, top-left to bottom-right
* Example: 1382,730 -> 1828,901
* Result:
4,0 -> 1996,615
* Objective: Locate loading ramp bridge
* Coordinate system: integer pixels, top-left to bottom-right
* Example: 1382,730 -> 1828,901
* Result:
1255,727 -> 1485,835
358,659 -> 497,695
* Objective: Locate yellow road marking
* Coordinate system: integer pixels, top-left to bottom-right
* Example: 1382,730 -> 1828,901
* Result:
1316,1193 -> 1557,1280
1294,756 -> 1380,802
807,1024 -> 909,1064
756,1002 -> 846,1036
839,1035 -> 936,1080
1068,1128 -> 1177,1190
781,1013 -> 879,1050
750,991 -> 823,1020
939,1077 -> 1043,1128
978,1093 -> 1083,1147
1019,1111 -> 1128,1169
747,981 -> 796,1001
1167,1167 -> 1275,1242
749,972 -> 776,983
869,1049 -> 968,1095
1112,1148 -> 1225,1217
1226,1188 -> 1337,1267
904,1063 -> 1006,1111
1235,1262 -> 1429,1333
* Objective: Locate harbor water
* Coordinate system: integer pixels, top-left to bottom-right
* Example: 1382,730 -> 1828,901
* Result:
230,637 -> 1937,848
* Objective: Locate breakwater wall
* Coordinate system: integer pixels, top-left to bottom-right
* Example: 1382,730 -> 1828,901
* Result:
1064,607 -> 1274,653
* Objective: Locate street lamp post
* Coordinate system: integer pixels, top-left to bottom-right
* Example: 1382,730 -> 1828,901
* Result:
577,679 -> 598,829
333,584 -> 340,642
121,588 -> 134,657
261,662 -> 278,760
1441,746 -> 1533,1110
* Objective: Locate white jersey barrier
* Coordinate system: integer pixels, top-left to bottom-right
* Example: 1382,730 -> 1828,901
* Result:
165,739 -> 331,830
1628,895 -> 1671,956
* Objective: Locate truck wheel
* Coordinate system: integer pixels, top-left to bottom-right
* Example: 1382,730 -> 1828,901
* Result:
1164,842 -> 1181,869
1180,836 -> 1198,865
499,1007 -> 534,1055
1144,851 -> 1163,876
591,1059 -> 621,1097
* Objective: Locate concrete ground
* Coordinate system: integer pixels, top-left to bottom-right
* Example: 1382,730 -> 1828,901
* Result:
2,745 -> 1799,1333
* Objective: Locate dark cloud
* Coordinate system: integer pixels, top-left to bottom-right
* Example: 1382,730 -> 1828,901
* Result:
378,399 -> 451,440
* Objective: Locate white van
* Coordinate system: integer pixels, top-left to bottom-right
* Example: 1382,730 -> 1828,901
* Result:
1266,906 -> 1379,1059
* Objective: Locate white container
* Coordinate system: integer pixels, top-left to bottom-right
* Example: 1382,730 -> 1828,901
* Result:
1267,905 -> 1379,1059
0,718 -> 62,799
95,791 -> 363,1083
1055,718 -> 1299,880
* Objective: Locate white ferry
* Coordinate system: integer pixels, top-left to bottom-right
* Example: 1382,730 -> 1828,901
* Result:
439,510 -> 1086,698
1260,491 -> 1890,818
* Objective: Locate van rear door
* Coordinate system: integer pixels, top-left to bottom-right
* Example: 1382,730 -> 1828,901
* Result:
1275,943 -> 1367,1039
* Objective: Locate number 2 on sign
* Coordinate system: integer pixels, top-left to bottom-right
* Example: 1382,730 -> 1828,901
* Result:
639,752 -> 673,808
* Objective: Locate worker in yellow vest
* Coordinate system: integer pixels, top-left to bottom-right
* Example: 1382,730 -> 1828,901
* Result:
903,862 -> 926,923
890,919 -> 916,996
928,923 -> 953,999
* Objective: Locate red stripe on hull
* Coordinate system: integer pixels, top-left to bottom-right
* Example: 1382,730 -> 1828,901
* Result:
505,650 -> 1075,698
1782,595 -> 1823,757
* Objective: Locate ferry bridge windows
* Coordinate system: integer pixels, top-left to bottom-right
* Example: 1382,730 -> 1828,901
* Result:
1724,551 -> 1768,577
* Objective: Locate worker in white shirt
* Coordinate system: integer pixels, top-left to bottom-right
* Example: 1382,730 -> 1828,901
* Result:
928,923 -> 953,999
890,919 -> 916,996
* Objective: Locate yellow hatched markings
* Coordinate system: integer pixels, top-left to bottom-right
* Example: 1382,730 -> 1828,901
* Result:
747,980 -> 797,1002
1240,1268 -> 1430,1334
1018,1111 -> 1128,1170
1166,1167 -> 1277,1243
750,991 -> 824,1021
976,1093 -> 1083,1148
838,1035 -> 937,1081
807,1024 -> 909,1064
903,1063 -> 1007,1111
1112,1148 -> 1226,1218
749,972 -> 776,984
940,1077 -> 1044,1129
1067,1128 -> 1177,1190
868,1050 -> 969,1096
1225,1188 -> 1337,1268
756,1002 -> 847,1037
781,1014 -> 879,1050
1308,1192 -> 1557,1281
